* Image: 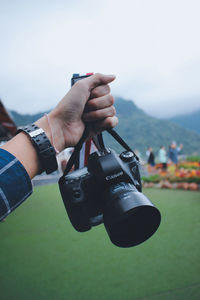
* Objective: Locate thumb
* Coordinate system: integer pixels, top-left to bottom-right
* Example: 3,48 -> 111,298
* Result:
85,73 -> 116,90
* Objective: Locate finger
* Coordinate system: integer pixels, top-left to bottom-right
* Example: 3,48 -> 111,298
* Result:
84,73 -> 116,90
90,84 -> 110,99
83,106 -> 116,122
90,116 -> 119,135
85,94 -> 114,112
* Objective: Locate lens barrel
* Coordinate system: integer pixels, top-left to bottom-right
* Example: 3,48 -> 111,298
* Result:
103,183 -> 161,247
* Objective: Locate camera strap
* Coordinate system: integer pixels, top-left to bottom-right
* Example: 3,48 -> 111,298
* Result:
107,129 -> 138,157
63,126 -> 89,176
92,133 -> 105,150
63,128 -> 139,176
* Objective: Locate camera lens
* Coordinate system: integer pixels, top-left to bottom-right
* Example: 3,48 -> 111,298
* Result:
103,183 -> 161,247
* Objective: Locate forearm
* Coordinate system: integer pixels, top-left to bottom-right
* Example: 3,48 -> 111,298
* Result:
0,148 -> 33,221
2,131 -> 43,179
1,115 -> 59,179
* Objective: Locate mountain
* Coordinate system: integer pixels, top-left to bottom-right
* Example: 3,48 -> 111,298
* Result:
169,110 -> 200,134
10,110 -> 48,126
10,97 -> 200,155
104,97 -> 200,155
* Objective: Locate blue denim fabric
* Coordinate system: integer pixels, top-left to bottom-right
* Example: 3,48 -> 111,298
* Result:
0,148 -> 32,221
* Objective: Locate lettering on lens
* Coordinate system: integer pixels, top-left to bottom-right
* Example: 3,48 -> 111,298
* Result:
105,171 -> 123,181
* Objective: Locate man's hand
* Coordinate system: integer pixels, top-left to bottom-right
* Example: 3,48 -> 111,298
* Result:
37,73 -> 118,152
2,73 -> 118,178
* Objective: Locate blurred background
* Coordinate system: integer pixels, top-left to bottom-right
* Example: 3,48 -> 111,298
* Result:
1,0 -> 200,117
0,1 -> 200,299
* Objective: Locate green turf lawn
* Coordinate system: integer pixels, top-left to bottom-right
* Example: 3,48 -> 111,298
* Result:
0,186 -> 200,300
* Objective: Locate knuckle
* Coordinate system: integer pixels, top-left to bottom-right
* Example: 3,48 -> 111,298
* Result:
94,72 -> 101,79
95,84 -> 110,97
105,85 -> 111,94
91,88 -> 99,98
110,106 -> 116,116
107,118 -> 113,127
93,73 -> 101,83
74,79 -> 82,87
90,99 -> 99,110
74,79 -> 84,89
108,94 -> 114,105
108,116 -> 118,128
92,110 -> 100,119
114,116 -> 119,126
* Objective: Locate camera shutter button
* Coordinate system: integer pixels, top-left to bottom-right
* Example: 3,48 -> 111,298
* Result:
120,151 -> 134,161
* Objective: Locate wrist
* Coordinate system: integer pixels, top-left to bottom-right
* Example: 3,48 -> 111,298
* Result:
17,123 -> 58,175
35,113 -> 66,153
35,115 -> 51,142
2,131 -> 42,178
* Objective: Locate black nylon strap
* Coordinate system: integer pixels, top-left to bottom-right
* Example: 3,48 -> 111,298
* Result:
63,126 -> 90,176
63,127 -> 139,177
107,129 -> 139,161
17,123 -> 58,174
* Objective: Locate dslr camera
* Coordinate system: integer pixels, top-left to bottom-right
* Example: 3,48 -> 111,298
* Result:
59,73 -> 161,248
59,147 -> 161,248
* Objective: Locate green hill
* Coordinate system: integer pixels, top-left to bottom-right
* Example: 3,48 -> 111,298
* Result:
104,97 -> 200,155
169,110 -> 200,134
10,97 -> 200,155
10,110 -> 48,126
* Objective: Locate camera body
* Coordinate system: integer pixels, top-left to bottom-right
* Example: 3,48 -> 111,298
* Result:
59,148 -> 141,229
59,148 -> 161,247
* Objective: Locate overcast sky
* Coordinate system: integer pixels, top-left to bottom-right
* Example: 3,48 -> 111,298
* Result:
1,0 -> 200,117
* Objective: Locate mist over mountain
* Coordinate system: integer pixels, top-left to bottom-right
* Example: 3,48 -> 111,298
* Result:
10,97 -> 200,156
168,110 -> 200,134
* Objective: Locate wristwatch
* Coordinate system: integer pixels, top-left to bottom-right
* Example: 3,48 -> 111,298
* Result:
17,123 -> 58,174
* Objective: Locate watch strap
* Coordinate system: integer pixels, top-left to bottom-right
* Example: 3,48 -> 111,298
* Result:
18,123 -> 58,174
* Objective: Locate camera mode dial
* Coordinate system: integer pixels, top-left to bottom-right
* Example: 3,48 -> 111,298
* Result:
120,151 -> 134,162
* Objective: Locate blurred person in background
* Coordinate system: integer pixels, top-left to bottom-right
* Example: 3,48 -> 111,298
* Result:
147,147 -> 155,173
168,141 -> 183,169
158,146 -> 167,171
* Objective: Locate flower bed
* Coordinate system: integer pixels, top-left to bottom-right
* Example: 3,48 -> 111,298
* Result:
142,159 -> 200,191
143,180 -> 200,191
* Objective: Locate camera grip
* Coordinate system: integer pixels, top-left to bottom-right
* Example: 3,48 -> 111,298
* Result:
59,176 -> 91,232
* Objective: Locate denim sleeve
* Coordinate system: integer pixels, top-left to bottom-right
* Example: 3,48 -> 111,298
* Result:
0,148 -> 32,221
